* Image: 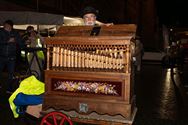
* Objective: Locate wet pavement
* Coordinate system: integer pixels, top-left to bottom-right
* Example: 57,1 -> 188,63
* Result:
134,62 -> 188,125
0,61 -> 188,125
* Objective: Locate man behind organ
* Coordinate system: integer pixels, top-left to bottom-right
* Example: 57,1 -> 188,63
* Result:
81,6 -> 113,26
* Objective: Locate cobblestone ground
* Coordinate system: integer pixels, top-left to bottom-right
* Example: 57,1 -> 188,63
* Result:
0,62 -> 188,125
133,62 -> 188,125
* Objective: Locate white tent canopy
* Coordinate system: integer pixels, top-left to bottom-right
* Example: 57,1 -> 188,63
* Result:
0,11 -> 103,32
0,11 -> 64,25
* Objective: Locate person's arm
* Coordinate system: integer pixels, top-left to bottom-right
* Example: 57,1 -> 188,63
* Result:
0,30 -> 4,44
0,30 -> 9,45
102,23 -> 114,26
96,21 -> 113,26
36,34 -> 44,47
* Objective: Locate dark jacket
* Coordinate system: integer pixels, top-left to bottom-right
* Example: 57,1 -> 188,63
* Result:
0,29 -> 23,58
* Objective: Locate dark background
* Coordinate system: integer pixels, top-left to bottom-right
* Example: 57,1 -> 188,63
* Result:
1,0 -> 188,51
156,0 -> 188,27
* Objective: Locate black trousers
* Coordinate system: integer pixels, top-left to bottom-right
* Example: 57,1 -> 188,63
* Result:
0,56 -> 16,91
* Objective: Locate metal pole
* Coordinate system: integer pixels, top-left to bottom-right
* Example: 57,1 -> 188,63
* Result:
36,0 -> 39,32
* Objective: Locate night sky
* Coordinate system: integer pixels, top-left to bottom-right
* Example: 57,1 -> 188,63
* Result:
2,0 -> 188,27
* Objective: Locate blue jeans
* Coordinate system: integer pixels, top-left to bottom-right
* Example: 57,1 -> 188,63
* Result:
0,56 -> 16,90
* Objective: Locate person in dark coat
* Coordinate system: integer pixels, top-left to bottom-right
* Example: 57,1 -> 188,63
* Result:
0,20 -> 23,92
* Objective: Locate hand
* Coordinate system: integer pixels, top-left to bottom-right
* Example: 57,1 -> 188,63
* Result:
25,40 -> 31,45
100,23 -> 113,26
104,23 -> 114,26
30,31 -> 37,37
8,37 -> 15,43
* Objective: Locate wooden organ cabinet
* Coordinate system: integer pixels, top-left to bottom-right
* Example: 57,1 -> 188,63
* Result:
43,24 -> 137,125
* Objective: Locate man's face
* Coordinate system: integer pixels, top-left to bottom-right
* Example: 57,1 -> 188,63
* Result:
83,13 -> 96,26
28,28 -> 34,33
4,23 -> 12,32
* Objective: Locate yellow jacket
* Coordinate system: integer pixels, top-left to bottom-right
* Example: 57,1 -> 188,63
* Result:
9,75 -> 44,118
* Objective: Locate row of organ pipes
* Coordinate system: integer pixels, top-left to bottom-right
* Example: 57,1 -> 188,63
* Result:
50,46 -> 127,70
